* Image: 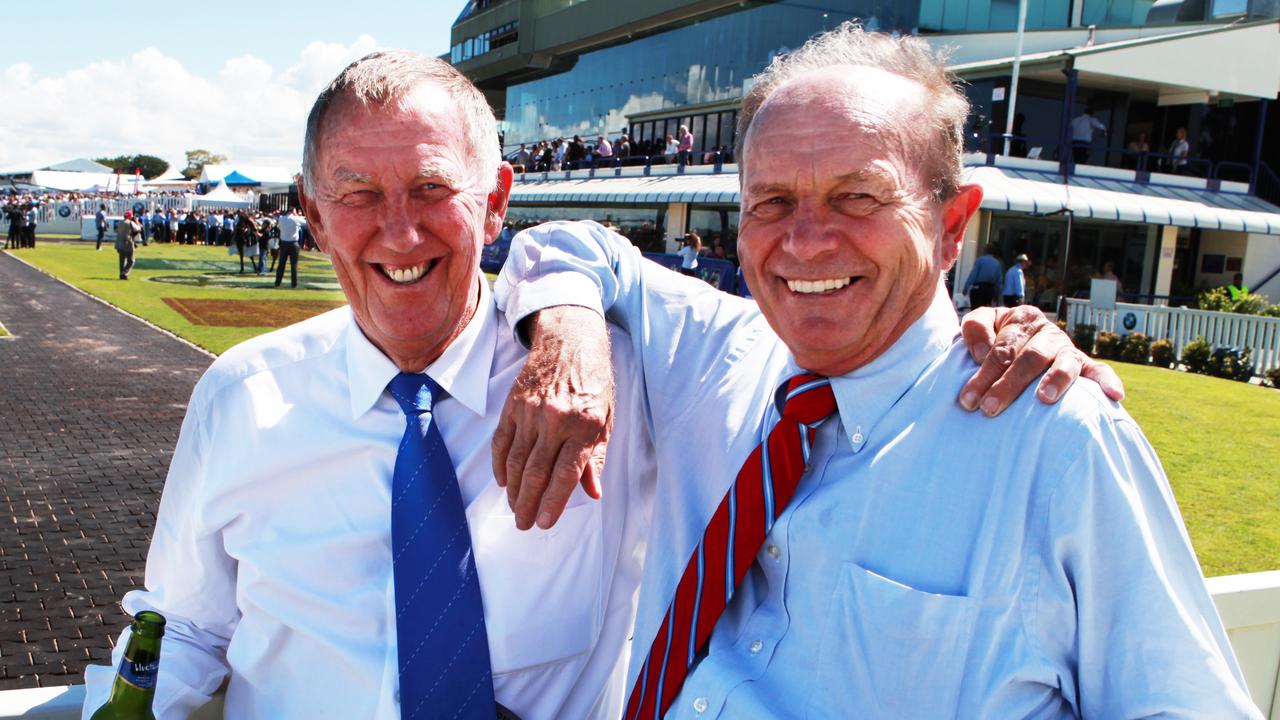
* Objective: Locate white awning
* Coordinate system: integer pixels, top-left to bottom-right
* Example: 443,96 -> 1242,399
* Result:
510,172 -> 739,205
969,166 -> 1280,235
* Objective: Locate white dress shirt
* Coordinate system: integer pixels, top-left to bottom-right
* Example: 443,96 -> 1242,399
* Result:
496,220 -> 1258,719
82,281 -> 656,720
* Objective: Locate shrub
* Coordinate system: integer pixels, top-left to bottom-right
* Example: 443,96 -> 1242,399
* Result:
1094,331 -> 1123,360
1263,304 -> 1280,318
1207,347 -> 1254,383
1181,338 -> 1212,375
1119,333 -> 1152,364
1072,324 -> 1097,356
1149,339 -> 1175,369
1197,287 -> 1233,312
1232,293 -> 1270,316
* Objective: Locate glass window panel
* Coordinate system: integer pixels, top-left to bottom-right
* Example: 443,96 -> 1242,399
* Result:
506,205 -> 666,252
691,115 -> 706,155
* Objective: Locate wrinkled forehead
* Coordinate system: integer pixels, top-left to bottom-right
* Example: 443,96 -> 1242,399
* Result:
750,66 -> 929,146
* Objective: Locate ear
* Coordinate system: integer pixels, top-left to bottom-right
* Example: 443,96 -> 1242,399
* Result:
295,175 -> 328,254
482,163 -> 515,246
938,184 -> 983,269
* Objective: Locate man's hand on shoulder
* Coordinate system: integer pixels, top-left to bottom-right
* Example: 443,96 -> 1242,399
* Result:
958,305 -> 1124,416
492,306 -> 614,530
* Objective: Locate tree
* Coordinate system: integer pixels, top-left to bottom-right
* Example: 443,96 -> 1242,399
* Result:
182,149 -> 229,180
95,154 -> 169,180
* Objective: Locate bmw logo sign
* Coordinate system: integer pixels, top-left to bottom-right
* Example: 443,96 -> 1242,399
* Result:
1122,312 -> 1138,331
57,205 -> 72,217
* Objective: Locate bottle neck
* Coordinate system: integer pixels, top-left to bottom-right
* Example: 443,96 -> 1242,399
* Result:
107,631 -> 161,713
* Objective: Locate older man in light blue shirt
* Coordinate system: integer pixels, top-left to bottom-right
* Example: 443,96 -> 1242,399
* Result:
495,23 -> 1256,719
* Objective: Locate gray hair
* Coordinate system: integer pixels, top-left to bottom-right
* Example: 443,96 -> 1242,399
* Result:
735,23 -> 969,200
301,50 -> 500,193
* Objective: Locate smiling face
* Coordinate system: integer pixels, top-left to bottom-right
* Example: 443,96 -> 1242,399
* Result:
298,83 -> 511,371
738,66 -> 981,376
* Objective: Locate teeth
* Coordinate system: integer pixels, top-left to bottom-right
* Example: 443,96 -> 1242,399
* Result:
383,263 -> 427,285
787,277 -> 852,294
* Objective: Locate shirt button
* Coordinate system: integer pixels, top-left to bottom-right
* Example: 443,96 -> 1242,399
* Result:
693,697 -> 708,713
749,639 -> 763,655
852,431 -> 864,444
767,544 -> 781,559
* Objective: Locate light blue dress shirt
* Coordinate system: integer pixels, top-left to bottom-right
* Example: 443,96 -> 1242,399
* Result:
496,220 -> 1258,719
1004,264 -> 1026,297
964,253 -> 1003,292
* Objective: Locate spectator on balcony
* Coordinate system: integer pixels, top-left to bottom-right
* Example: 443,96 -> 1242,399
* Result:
1070,106 -> 1106,166
664,134 -> 678,164
617,133 -> 632,159
1169,127 -> 1190,174
1004,253 -> 1031,306
514,143 -> 531,172
567,134 -> 586,169
1124,132 -> 1150,170
677,124 -> 694,166
1010,113 -> 1028,158
552,137 -> 567,170
1227,273 -> 1250,301
596,135 -> 613,166
964,242 -> 1003,308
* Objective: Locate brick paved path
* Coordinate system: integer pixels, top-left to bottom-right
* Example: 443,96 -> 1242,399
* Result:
0,250 -> 212,690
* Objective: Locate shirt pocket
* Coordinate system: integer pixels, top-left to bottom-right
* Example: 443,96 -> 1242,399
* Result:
471,501 -> 605,675
807,562 -> 977,719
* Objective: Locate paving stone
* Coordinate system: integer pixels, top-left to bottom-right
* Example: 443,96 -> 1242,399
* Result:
0,247 -> 211,687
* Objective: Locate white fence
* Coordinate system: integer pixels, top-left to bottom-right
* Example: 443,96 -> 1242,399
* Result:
1065,299 -> 1280,374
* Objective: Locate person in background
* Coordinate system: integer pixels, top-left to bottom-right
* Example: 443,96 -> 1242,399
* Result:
664,134 -> 679,164
95,204 -> 108,250
1070,105 -> 1106,165
1227,273 -> 1250,301
1169,127 -> 1190,174
677,124 -> 694,167
1003,253 -> 1030,306
275,205 -> 306,288
963,242 -> 1003,308
678,230 -> 701,277
114,211 -> 142,280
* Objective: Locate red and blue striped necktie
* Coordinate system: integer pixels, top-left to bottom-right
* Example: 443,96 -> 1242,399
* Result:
625,373 -> 837,720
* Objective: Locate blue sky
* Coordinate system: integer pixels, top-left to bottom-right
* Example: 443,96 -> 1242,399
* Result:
0,0 -> 466,174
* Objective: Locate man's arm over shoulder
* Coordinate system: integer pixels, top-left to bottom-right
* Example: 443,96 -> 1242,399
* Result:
1031,396 -> 1258,718
495,219 -> 764,419
82,390 -> 236,719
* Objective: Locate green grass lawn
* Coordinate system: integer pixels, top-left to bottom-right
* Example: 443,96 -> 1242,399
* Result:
1110,363 -> 1279,577
12,240 -> 348,354
8,240 -> 1277,576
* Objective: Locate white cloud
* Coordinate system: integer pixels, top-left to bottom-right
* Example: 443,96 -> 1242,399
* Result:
0,37 -> 382,177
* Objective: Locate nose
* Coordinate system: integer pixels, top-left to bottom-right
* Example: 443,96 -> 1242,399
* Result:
378,193 -> 425,253
781,200 -> 841,263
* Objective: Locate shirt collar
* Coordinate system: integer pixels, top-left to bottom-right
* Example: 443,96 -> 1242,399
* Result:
818,287 -> 960,453
345,278 -> 496,420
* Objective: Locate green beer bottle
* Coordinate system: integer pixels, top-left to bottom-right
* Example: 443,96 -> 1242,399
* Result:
90,611 -> 166,720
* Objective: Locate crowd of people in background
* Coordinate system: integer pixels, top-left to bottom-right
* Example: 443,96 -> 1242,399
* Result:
507,124 -> 734,173
3,197 -> 41,249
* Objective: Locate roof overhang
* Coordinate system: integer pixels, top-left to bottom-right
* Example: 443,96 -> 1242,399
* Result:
950,20 -> 1280,103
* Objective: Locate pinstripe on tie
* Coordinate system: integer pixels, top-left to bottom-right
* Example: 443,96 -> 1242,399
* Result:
387,373 -> 494,720
624,373 -> 836,720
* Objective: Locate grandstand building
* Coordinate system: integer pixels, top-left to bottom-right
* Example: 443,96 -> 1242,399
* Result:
450,0 -> 1280,304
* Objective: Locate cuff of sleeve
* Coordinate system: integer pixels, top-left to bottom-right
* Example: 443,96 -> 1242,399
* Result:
506,271 -> 607,348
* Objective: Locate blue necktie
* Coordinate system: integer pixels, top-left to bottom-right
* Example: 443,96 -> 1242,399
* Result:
387,373 -> 494,720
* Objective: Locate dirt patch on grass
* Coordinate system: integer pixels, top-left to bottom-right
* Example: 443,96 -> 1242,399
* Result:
163,297 -> 346,327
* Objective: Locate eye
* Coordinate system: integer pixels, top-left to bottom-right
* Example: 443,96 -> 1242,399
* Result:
833,192 -> 881,213
750,195 -> 791,219
338,190 -> 378,208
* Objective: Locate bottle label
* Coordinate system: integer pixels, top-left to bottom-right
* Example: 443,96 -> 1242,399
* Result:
119,659 -> 159,690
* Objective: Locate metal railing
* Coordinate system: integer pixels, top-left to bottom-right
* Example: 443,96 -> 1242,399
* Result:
510,151 -> 729,182
1064,298 -> 1280,374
